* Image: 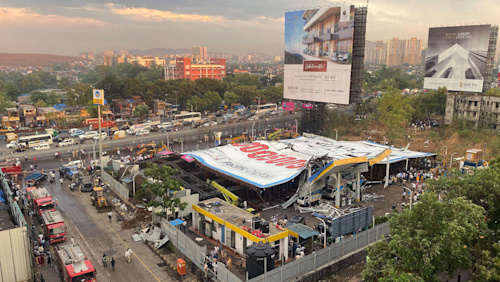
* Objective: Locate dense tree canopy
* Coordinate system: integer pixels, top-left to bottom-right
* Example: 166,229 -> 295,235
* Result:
141,163 -> 187,217
377,89 -> 414,130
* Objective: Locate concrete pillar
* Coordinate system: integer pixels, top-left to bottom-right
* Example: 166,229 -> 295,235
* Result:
355,172 -> 361,201
335,172 -> 341,208
384,156 -> 390,188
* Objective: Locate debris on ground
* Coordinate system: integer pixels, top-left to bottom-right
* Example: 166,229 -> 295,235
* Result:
362,193 -> 385,202
121,209 -> 150,229
294,203 -> 362,219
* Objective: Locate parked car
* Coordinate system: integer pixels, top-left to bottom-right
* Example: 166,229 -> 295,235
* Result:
70,129 -> 85,138
203,121 -> 218,127
150,125 -> 160,132
79,131 -> 98,140
115,118 -> 125,122
34,144 -> 51,151
58,139 -> 75,147
285,216 -> 306,227
136,130 -> 150,136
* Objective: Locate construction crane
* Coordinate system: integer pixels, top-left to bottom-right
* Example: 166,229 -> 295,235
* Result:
266,129 -> 283,140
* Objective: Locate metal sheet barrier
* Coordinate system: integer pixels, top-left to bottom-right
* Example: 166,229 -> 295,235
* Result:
102,170 -> 129,200
247,221 -> 390,282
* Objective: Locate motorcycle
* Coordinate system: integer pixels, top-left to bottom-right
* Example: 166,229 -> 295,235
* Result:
69,182 -> 77,192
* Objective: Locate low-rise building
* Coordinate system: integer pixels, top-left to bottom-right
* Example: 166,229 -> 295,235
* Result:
18,104 -> 36,127
445,93 -> 500,129
113,97 -> 145,118
192,198 -> 290,261
165,58 -> 226,81
1,108 -> 20,128
152,100 -> 173,118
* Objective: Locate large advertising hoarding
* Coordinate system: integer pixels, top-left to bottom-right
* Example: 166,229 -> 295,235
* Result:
186,142 -> 311,188
284,6 -> 355,105
424,25 -> 491,92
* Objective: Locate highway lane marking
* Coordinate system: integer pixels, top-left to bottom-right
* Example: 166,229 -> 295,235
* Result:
79,190 -> 162,282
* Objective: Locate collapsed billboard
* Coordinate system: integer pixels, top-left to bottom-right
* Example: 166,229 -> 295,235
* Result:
424,25 -> 491,92
284,5 -> 355,105
186,142 -> 311,188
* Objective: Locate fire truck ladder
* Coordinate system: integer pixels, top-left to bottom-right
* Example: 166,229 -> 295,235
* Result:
65,245 -> 84,263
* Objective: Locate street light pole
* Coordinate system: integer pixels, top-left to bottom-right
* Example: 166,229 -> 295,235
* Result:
251,122 -> 255,141
317,217 -> 327,248
402,186 -> 413,211
132,172 -> 141,197
334,129 -> 338,141
450,152 -> 457,174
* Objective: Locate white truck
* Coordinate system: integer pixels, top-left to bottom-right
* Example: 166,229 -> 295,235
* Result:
297,190 -> 322,206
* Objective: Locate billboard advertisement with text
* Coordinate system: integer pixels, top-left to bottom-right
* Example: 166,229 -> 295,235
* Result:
284,6 -> 355,104
424,25 -> 491,92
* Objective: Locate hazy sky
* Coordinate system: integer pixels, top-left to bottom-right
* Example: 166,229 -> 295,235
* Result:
0,0 -> 499,56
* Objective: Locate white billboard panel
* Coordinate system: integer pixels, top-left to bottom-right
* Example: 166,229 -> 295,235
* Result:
186,142 -> 311,188
424,25 -> 491,92
284,6 -> 355,104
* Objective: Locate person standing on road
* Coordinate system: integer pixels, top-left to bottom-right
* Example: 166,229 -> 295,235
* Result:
102,253 -> 108,267
108,211 -> 112,223
59,178 -> 64,187
111,257 -> 116,271
125,248 -> 132,263
71,236 -> 75,246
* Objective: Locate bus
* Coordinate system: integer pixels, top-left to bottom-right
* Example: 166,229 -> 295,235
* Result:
17,134 -> 53,148
250,103 -> 278,116
172,112 -> 202,122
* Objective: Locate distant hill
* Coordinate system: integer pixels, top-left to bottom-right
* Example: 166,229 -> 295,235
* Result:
128,48 -> 190,56
0,53 -> 89,67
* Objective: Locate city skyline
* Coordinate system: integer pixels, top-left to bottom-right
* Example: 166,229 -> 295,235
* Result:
1,0 -> 499,57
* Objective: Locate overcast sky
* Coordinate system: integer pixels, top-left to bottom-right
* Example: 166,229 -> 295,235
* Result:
1,0 -> 499,56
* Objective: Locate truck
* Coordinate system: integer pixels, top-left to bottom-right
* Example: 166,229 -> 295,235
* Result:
77,175 -> 94,192
28,188 -> 55,218
24,172 -> 47,186
42,211 -> 67,244
45,128 -> 59,137
297,190 -> 322,206
55,244 -> 97,282
5,132 -> 17,142
85,118 -> 116,130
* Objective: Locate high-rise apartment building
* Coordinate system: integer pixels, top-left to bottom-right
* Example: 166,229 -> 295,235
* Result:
191,46 -> 207,61
386,38 -> 405,66
403,37 -> 423,65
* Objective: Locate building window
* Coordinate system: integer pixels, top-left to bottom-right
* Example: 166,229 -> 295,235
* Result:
474,101 -> 478,107
473,112 -> 477,118
496,103 -> 499,108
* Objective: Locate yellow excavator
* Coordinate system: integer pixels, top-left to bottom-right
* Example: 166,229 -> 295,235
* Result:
265,129 -> 283,140
137,143 -> 169,156
90,187 -> 112,213
225,132 -> 252,145
274,131 -> 299,140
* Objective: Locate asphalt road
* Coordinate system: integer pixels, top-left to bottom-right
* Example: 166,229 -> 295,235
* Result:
2,113 -> 300,160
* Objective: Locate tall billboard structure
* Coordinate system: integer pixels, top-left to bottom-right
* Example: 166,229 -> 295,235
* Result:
284,5 -> 355,105
424,25 -> 493,92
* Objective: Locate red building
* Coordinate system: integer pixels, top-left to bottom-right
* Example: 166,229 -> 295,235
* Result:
166,58 -> 226,81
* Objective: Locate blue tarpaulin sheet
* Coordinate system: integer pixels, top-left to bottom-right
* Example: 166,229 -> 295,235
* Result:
169,218 -> 184,227
0,189 -> 5,203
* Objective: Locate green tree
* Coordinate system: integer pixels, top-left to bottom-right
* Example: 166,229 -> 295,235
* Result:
483,87 -> 500,96
377,89 -> 414,131
0,92 -> 14,112
262,85 -> 283,103
235,85 -> 259,106
141,163 -> 187,217
3,82 -> 20,99
202,91 -> 222,112
136,65 -> 164,83
223,91 -> 240,106
363,193 -> 488,282
34,99 -> 47,107
133,104 -> 150,118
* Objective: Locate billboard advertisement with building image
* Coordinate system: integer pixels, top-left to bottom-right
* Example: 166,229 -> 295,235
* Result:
424,25 -> 491,92
284,5 -> 355,105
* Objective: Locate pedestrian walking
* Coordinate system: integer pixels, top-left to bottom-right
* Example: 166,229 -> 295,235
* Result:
111,257 -> 116,271
108,211 -> 112,223
60,178 -> 64,186
102,253 -> 108,267
47,254 -> 52,267
402,191 -> 406,201
71,236 -> 75,246
31,224 -> 36,239
125,248 -> 132,263
39,253 -> 45,266
182,220 -> 187,233
226,257 -> 232,271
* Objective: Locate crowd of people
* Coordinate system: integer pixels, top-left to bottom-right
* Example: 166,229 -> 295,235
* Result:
203,245 -> 233,280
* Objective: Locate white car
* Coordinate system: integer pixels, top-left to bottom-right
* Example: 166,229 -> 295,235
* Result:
58,139 -> 75,147
203,121 -> 217,127
6,141 -> 17,149
136,130 -> 150,136
93,132 -> 108,141
79,131 -> 98,140
34,144 -> 50,151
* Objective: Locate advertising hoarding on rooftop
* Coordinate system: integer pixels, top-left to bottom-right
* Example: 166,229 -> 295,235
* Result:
424,24 -> 491,92
284,5 -> 355,104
